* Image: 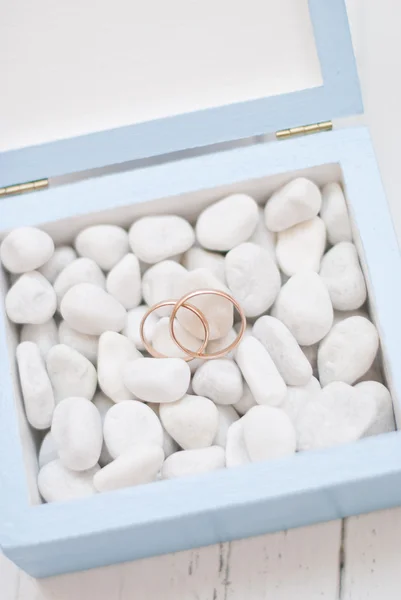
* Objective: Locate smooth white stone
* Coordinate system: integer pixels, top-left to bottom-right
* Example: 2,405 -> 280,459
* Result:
39,246 -> 77,283
146,404 -> 180,457
192,359 -> 243,405
75,225 -> 129,271
123,305 -> 159,351
243,405 -> 296,462
225,419 -> 250,467
129,216 -> 195,264
320,182 -> 352,245
272,272 -> 333,346
248,208 -> 277,260
233,383 -> 257,415
196,194 -> 259,251
60,283 -> 126,335
150,317 -> 203,372
97,332 -> 141,403
276,217 -> 326,276
318,316 -> 379,386
264,178 -> 322,232
206,328 -> 237,360
94,444 -> 164,492
159,394 -> 219,450
38,432 -> 58,468
51,397 -> 103,471
235,336 -> 287,406
280,377 -> 321,424
253,315 -> 312,386
214,405 -> 240,447
124,357 -> 190,403
58,321 -> 99,364
182,247 -> 226,282
225,242 -> 281,317
300,344 -> 319,378
297,382 -> 376,450
92,392 -> 114,467
53,258 -> 106,306
20,319 -> 58,357
162,446 -> 225,479
103,400 -> 163,458
38,460 -> 99,502
356,381 -> 395,436
46,344 -> 97,403
1,227 -> 54,273
174,268 -> 233,340
6,272 -> 57,324
16,341 -> 55,429
320,242 -> 367,311
142,260 -> 187,317
106,253 -> 141,310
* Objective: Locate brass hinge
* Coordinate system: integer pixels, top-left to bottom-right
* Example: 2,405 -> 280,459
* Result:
0,178 -> 49,198
276,120 -> 332,140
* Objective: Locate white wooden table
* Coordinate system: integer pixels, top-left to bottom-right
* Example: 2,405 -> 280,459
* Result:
2,1 -> 401,597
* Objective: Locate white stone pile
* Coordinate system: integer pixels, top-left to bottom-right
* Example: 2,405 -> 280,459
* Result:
0,178 -> 395,503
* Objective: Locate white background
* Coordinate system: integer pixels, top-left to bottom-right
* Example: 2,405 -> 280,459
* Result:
3,0 -> 401,598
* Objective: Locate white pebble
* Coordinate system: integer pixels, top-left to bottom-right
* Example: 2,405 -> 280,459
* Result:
20,319 -> 58,357
39,246 -> 77,283
225,242 -> 281,317
272,272 -> 333,346
58,321 -> 98,364
6,272 -> 57,324
92,392 -> 114,467
264,178 -> 322,232
162,446 -> 225,479
214,405 -> 240,447
356,381 -> 395,436
253,316 -> 312,386
1,227 -> 54,273
129,216 -> 194,264
248,208 -> 277,260
276,217 -> 326,276
150,317 -> 203,372
51,397 -> 102,471
297,382 -> 376,450
123,305 -> 159,351
280,377 -> 321,424
124,357 -> 190,403
196,194 -> 259,251
94,444 -> 164,492
225,420 -> 250,467
38,432 -> 58,467
318,316 -> 379,386
233,383 -> 257,415
320,242 -> 367,311
60,283 -> 126,335
75,225 -> 129,271
183,247 -> 226,282
16,342 -> 55,429
106,253 -> 141,309
38,460 -> 98,502
53,258 -> 106,305
174,268 -> 233,340
46,344 -> 97,403
98,332 -> 141,402
104,400 -> 163,458
243,405 -> 296,462
159,394 -> 219,450
142,260 -> 187,317
320,182 -> 352,245
192,359 -> 243,405
235,336 -> 287,406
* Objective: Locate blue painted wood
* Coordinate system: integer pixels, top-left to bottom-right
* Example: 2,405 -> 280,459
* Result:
1,126 -> 401,577
0,0 -> 362,188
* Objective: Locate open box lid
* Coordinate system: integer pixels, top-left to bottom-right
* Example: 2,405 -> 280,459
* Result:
0,0 -> 362,191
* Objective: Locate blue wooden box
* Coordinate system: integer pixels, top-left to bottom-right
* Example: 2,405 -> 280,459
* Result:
1,0 -> 401,578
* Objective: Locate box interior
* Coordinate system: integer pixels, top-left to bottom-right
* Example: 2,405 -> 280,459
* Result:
1,160 -> 396,506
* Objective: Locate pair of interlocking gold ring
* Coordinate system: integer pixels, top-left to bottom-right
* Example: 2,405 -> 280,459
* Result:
139,289 -> 247,361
